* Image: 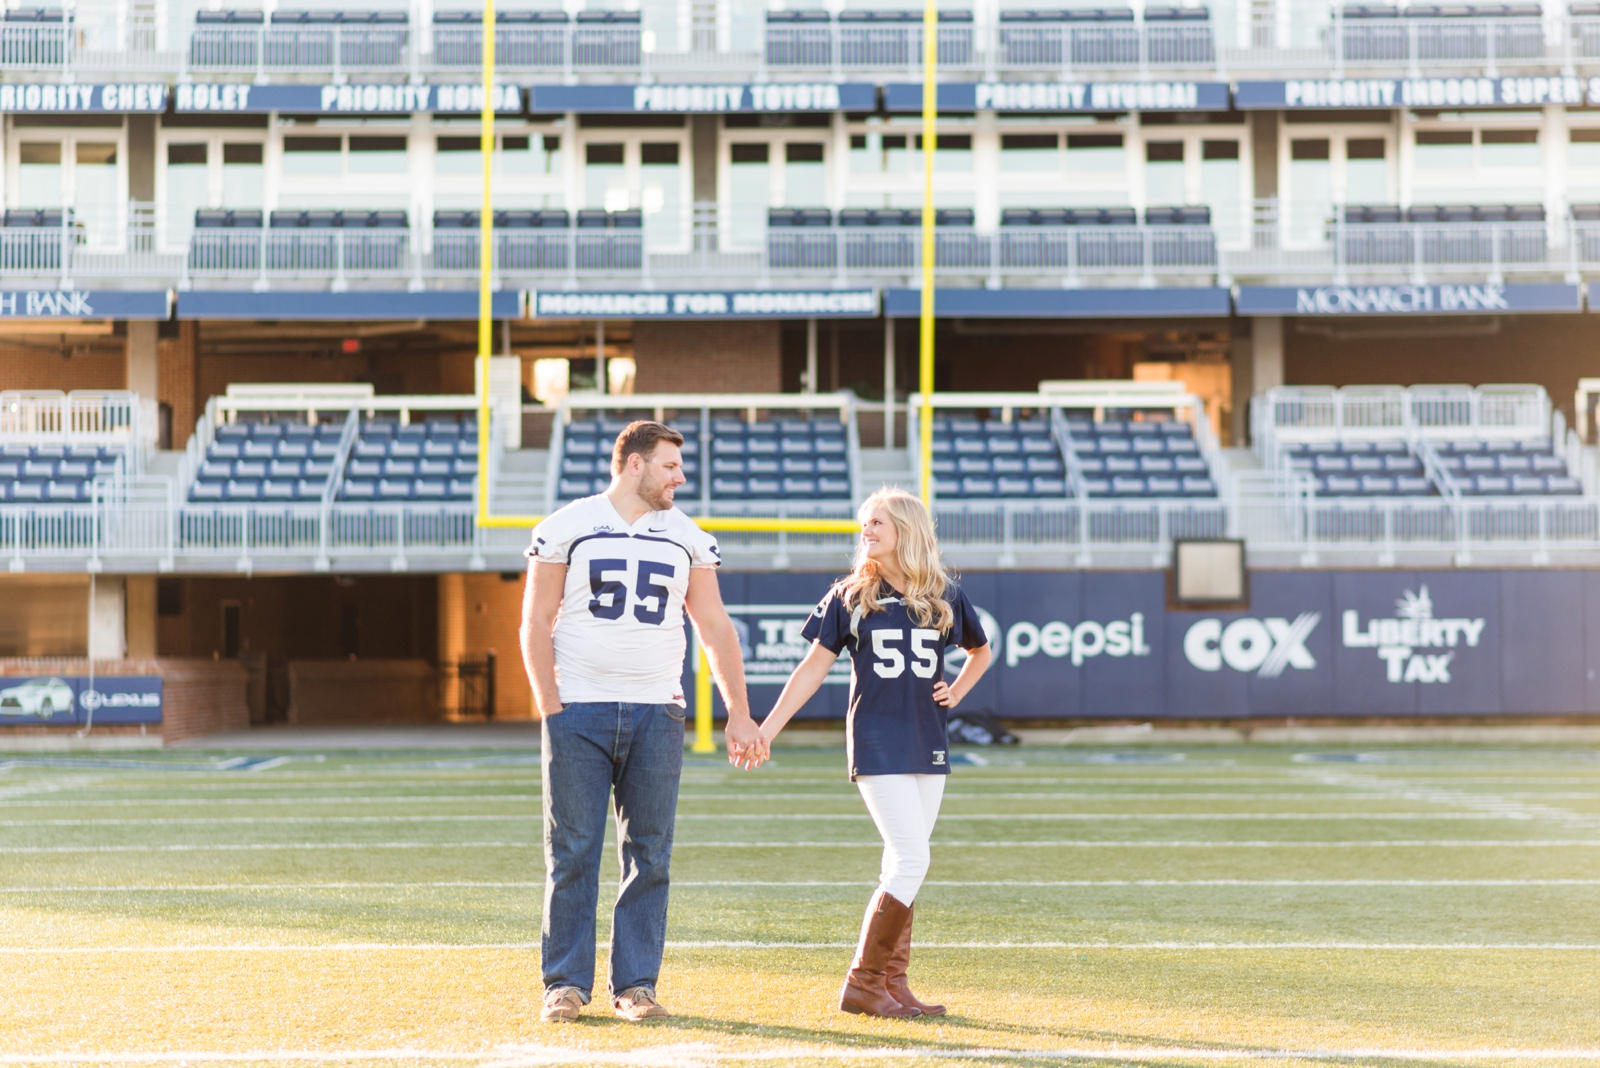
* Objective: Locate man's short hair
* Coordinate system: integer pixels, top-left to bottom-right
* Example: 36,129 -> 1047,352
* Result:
612,420 -> 685,475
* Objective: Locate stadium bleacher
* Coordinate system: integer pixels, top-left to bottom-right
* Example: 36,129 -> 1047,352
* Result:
0,443 -> 125,503
188,416 -> 345,504
929,415 -> 1067,500
1257,384 -> 1586,499
1065,416 -> 1219,499
339,415 -> 478,503
708,417 -> 851,502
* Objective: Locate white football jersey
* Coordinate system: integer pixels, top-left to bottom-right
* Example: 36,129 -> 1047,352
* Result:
526,494 -> 720,706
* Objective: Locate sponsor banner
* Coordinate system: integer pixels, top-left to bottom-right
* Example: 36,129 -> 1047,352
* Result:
0,290 -> 172,320
531,289 -> 878,319
886,81 -> 1228,112
0,676 -> 161,726
174,82 -> 524,114
884,287 -> 1231,319
697,570 -> 1600,718
529,83 -> 875,113
0,83 -> 168,114
177,290 -> 523,321
1237,283 -> 1582,316
1237,75 -> 1594,109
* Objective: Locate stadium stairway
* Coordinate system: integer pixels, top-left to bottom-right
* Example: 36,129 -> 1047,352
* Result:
491,448 -> 549,517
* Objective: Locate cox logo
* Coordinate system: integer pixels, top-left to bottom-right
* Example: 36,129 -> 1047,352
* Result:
1183,613 -> 1321,677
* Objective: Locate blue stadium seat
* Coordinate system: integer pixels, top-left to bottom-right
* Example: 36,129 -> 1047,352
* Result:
748,476 -> 781,497
343,480 -> 377,500
378,479 -> 412,500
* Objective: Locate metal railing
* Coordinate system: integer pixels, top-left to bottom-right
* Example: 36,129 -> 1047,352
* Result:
187,22 -> 414,79
21,3 -> 1600,79
1227,218 -> 1572,284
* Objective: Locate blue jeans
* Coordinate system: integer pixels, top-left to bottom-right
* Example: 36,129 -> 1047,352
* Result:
540,700 -> 685,1001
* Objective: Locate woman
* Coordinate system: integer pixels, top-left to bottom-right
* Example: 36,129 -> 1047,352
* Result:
758,488 -> 993,1018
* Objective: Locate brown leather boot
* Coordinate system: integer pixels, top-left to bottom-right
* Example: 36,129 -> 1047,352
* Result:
885,904 -> 945,1016
839,890 -> 921,1017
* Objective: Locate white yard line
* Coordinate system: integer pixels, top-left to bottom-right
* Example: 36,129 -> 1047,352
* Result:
0,941 -> 1595,954
1,879 -> 1597,893
4,1045 -> 1600,1066
2,838 -> 1598,855
0,812 -> 1557,827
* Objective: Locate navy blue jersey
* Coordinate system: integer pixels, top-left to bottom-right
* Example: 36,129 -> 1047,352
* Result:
802,581 -> 988,779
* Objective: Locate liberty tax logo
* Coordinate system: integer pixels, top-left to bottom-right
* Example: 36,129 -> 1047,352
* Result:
1342,585 -> 1485,683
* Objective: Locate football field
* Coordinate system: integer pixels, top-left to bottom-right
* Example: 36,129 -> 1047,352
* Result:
0,743 -> 1597,1067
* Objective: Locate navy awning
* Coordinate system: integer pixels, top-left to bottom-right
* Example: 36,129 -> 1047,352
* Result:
884,287 -> 1230,319
177,290 -> 523,320
530,83 -> 875,114
885,81 -> 1228,112
0,289 -> 171,320
1239,283 -> 1582,316
532,289 -> 877,319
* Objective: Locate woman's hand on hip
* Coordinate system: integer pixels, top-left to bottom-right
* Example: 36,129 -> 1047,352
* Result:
932,681 -> 958,709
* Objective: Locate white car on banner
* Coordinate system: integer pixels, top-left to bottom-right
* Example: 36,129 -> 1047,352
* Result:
0,677 -> 74,719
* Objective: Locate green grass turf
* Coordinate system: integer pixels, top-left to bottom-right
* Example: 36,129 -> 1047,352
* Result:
0,745 -> 1597,1067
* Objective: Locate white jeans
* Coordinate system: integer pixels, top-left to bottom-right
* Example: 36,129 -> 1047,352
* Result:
855,773 -> 946,905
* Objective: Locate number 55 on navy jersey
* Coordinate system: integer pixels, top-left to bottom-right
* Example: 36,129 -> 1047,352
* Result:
802,582 -> 987,778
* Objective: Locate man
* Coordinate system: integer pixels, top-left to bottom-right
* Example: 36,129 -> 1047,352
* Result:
520,420 -> 766,1024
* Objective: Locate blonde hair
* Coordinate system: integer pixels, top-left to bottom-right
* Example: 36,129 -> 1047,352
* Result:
834,488 -> 954,632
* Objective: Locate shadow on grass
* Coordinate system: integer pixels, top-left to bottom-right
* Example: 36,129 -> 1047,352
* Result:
542,1013 -> 1486,1068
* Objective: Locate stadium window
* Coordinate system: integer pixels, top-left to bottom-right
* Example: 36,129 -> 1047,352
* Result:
75,143 -> 119,242
909,133 -> 973,173
1066,133 -> 1124,173
166,143 -> 208,240
784,142 -> 826,207
584,142 -> 628,211
1414,130 -> 1472,169
999,133 -> 1059,173
221,143 -> 264,208
728,142 -> 770,248
1145,140 -> 1185,205
641,142 -> 683,247
348,135 -> 408,175
1345,138 -> 1387,204
435,135 -> 480,176
1200,140 -> 1242,242
1572,127 -> 1600,168
1288,139 -> 1331,243
282,135 -> 342,176
18,142 -> 62,207
1480,128 -> 1539,167
502,134 -> 561,177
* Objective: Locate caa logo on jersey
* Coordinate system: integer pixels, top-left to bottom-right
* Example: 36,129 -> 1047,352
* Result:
1184,613 -> 1320,677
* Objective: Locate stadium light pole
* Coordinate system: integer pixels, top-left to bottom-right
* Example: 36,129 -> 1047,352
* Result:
474,0 -> 496,535
918,0 -> 936,506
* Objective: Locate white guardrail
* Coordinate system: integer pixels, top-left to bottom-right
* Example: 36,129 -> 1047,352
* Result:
2,385 -> 1599,571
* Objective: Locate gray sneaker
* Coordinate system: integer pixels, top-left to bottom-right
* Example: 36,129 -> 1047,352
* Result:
541,986 -> 585,1022
612,986 -> 671,1021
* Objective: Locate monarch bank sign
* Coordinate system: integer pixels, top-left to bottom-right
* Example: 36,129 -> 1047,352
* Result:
1234,283 -> 1582,316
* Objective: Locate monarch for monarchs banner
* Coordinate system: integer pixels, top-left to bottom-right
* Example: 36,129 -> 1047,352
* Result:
691,570 -> 1600,718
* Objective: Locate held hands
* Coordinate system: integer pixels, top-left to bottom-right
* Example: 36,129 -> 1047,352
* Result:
724,715 -> 770,770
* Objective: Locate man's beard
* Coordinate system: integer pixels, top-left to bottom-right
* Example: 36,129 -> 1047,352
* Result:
638,470 -> 675,511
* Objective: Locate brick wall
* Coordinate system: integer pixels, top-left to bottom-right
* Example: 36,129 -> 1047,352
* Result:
158,321 -> 199,449
632,321 -> 782,394
460,572 -> 534,719
0,335 -> 126,391
287,659 -> 439,724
